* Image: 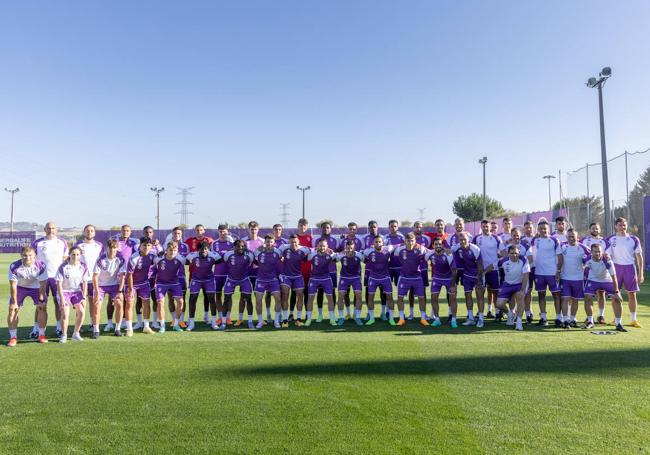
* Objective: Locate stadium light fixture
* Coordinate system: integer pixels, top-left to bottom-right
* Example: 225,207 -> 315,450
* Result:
542,175 -> 555,210
4,187 -> 19,236
586,66 -> 612,234
296,186 -> 311,220
478,157 -> 487,219
150,187 -> 165,232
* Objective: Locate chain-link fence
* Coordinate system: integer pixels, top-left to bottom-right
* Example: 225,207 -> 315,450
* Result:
564,148 -> 649,240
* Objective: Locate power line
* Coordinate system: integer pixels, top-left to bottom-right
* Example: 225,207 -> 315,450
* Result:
175,187 -> 194,226
280,203 -> 290,226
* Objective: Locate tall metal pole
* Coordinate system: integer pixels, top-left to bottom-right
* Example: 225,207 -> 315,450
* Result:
479,157 -> 487,219
4,188 -> 19,236
586,163 -> 590,222
597,83 -> 611,234
150,187 -> 165,232
296,186 -> 311,220
543,175 -> 555,210
625,151 -> 630,221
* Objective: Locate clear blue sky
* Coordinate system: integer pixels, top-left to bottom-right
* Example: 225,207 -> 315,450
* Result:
1,0 -> 649,229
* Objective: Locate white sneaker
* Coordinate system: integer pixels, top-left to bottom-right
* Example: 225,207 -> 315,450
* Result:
133,322 -> 143,330
71,333 -> 83,342
59,336 -> 68,344
151,321 -> 160,330
274,321 -> 281,329
462,319 -> 476,326
120,320 -> 127,330
476,319 -> 484,328
103,323 -> 114,332
187,320 -> 195,332
203,314 -> 210,324
515,321 -> 523,331
212,322 -> 219,331
255,321 -> 264,329
506,313 -> 514,326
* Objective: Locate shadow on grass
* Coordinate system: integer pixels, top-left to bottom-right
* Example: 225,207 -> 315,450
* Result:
226,348 -> 650,377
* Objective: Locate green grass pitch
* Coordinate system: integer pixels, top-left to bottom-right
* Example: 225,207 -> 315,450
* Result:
0,253 -> 649,454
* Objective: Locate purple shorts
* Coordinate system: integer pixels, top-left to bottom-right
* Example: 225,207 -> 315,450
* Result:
367,276 -> 393,294
223,277 -> 252,295
255,279 -> 281,294
44,277 -> 60,304
96,285 -> 120,302
462,274 -> 480,292
62,290 -> 85,307
484,270 -> 500,290
132,282 -> 152,300
561,279 -> 585,299
614,264 -> 640,292
214,275 -> 227,293
397,276 -> 425,298
497,282 -> 525,300
431,277 -> 454,294
10,286 -> 41,307
190,279 -> 216,294
156,283 -> 183,301
584,280 -> 616,297
338,276 -> 362,293
280,275 -> 305,290
308,277 -> 334,296
535,274 -> 560,293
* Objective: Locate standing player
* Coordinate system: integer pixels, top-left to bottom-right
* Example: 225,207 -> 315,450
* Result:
272,224 -> 288,247
409,221 -> 431,321
312,222 -> 339,323
76,224 -> 103,332
584,244 -> 627,332
55,247 -> 88,343
185,224 -> 214,325
424,219 -> 448,246
212,225 -> 235,328
605,217 -> 644,327
495,245 -> 530,331
385,220 -> 405,287
521,221 -> 536,247
521,220 -> 537,322
391,234 -> 429,327
241,221 -> 265,322
580,222 -> 608,324
185,241 -> 220,331
552,216 -> 569,244
133,225 -> 162,330
279,235 -> 311,326
334,240 -> 365,326
425,237 -> 457,328
453,233 -> 485,327
153,241 -> 187,333
338,222 -> 363,319
31,222 -> 69,338
7,247 -> 48,346
252,235 -> 283,329
362,220 -> 386,320
93,239 -> 127,337
363,235 -> 394,326
500,227 -> 535,323
559,229 -> 590,328
530,220 -> 563,327
446,218 -> 472,323
126,238 -> 157,334
304,239 -> 340,326
490,221 -> 499,236
472,220 -> 502,320
222,240 -> 256,329
157,227 -> 189,329
290,218 -> 313,320
112,225 -> 138,331
499,217 -> 513,245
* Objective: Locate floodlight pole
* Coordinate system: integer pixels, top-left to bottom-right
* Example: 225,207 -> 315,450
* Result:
4,187 -> 19,236
296,185 -> 311,219
478,157 -> 487,219
150,187 -> 165,232
543,175 -> 555,210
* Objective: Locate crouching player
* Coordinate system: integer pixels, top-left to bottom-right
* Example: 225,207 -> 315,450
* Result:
126,238 -> 157,334
334,240 -> 365,326
56,247 -> 89,342
495,245 -> 530,331
7,247 -> 48,346
153,241 -> 187,333
280,235 -> 311,326
252,236 -> 283,329
363,236 -> 394,326
185,242 -> 221,331
93,239 -> 127,338
425,237 -> 457,328
305,239 -> 340,327
584,244 -> 627,332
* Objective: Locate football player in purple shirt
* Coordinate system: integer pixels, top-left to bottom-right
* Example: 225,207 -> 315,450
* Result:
339,222 -> 363,319
363,235 -> 394,325
153,241 -> 187,333
111,225 -> 139,331
473,220 -> 503,321
280,235 -> 311,326
304,239 -> 340,327
253,235 -> 283,329
212,225 -> 235,327
453,232 -> 485,327
185,241 -> 221,331
580,222 -> 607,324
311,222 -> 339,322
133,225 -> 162,330
76,224 -> 104,333
410,221 -> 432,320
362,220 -> 387,318
530,220 -> 563,327
392,234 -> 429,327
223,240 -> 256,330
425,237 -> 458,328
7,246 -> 48,346
334,240 -> 365,326
126,238 -> 157,334
158,227 -> 189,329
241,221 -> 265,322
385,220 -> 405,287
